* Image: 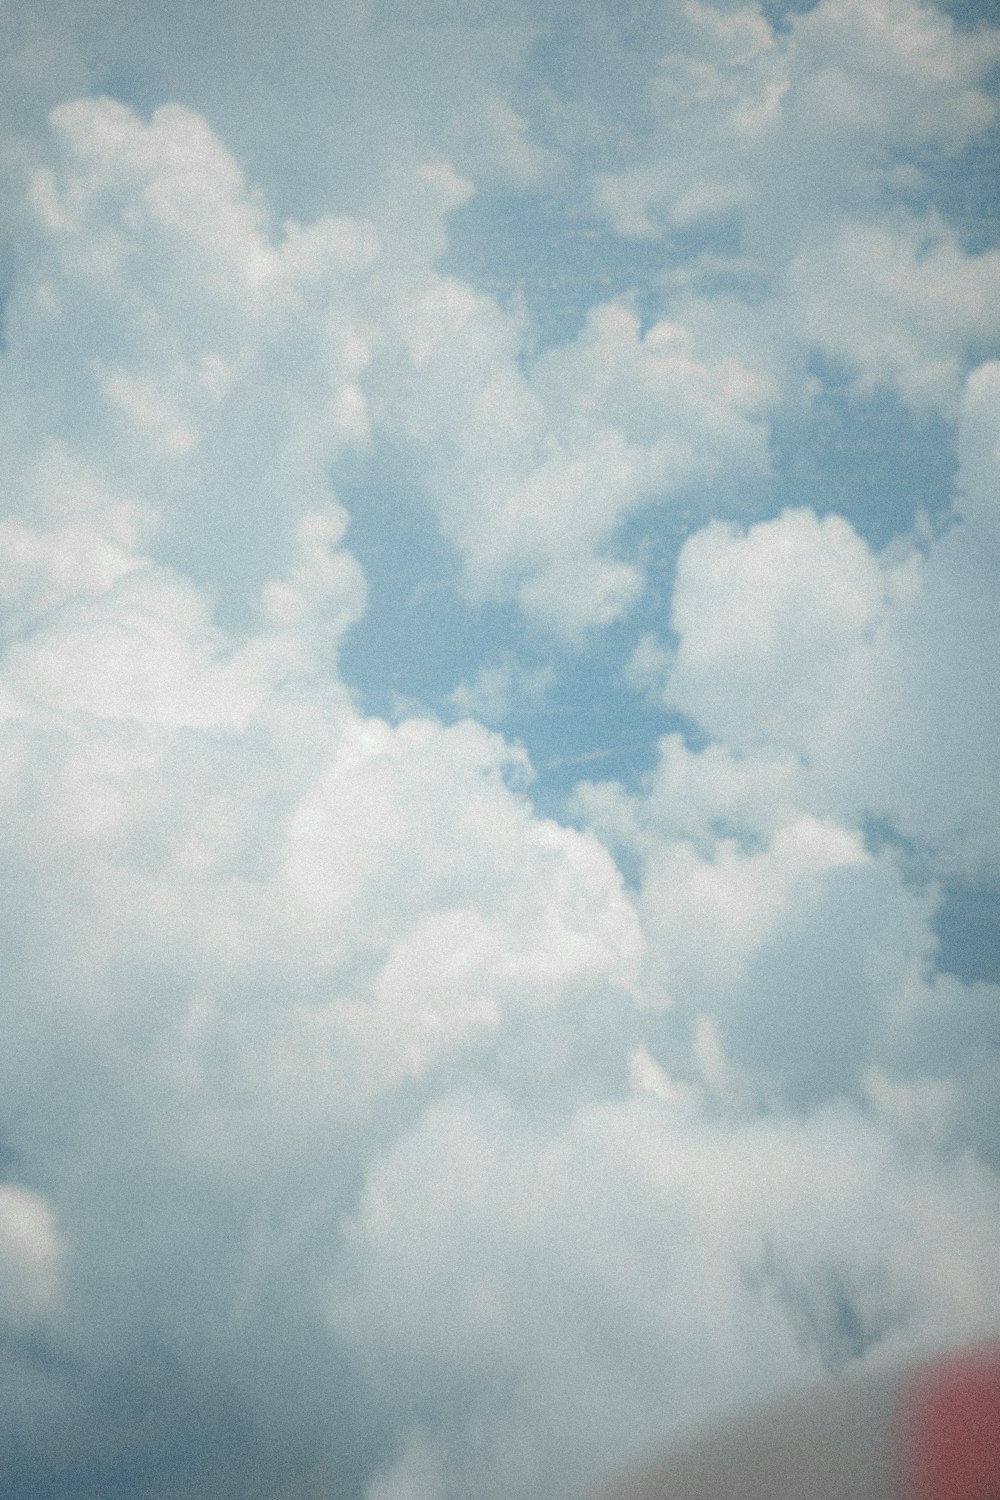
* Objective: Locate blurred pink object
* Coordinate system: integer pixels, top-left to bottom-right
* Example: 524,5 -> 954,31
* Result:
600,1339 -> 1000,1500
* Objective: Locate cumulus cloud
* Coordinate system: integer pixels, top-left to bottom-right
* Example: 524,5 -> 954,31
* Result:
0,144 -> 652,1467
0,570 -> 646,1496
1,4 -> 998,1500
659,362 -> 1000,877
785,216 -> 1000,413
336,1092 -> 1000,1500
2,94 -> 380,635
577,748 -> 939,1107
390,298 -> 772,636
594,0 -> 1000,414
3,87 -> 779,641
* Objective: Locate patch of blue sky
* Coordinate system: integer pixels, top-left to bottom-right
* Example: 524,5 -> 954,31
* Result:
522,0 -> 667,146
335,440 -> 487,704
760,0 -> 1000,31
931,118 -> 1000,253
439,193 -> 669,351
336,393 -> 725,817
770,367 -> 959,548
92,61 -> 166,117
935,885 -> 1000,984
497,650 -> 688,816
337,448 -> 681,814
940,0 -> 1000,31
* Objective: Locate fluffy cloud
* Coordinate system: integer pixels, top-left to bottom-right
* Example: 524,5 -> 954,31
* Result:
338,1091 -> 1000,1500
2,96 -> 379,615
596,0 -> 1000,238
387,283 -> 773,638
0,587 -> 647,1497
1,6 -> 999,1500
785,216 -> 1000,413
667,507 -> 902,753
0,94 -> 646,1495
3,92 -> 778,641
0,0 -> 541,222
577,750 -> 939,1113
661,361 -> 1000,877
594,0 -> 1000,414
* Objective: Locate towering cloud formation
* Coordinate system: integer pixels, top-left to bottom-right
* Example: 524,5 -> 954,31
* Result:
0,3 -> 998,1498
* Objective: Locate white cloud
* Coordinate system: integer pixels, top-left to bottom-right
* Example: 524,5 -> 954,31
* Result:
392,297 -> 772,636
592,0 -> 1000,415
4,90 -> 765,642
787,0 -> 1000,157
0,563 -> 647,1492
785,216 -> 1000,413
666,506 -> 910,755
449,651 -> 553,724
0,13 -> 998,1500
0,0 -> 541,230
332,1089 -> 1000,1499
0,1185 -> 63,1328
5,59 -> 775,648
581,765 -> 934,1106
0,510 -> 141,641
659,361 -> 1000,878
577,732 -> 804,849
2,96 -> 380,627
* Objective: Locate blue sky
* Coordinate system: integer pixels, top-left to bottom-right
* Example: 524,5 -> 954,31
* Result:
1,2 -> 999,1497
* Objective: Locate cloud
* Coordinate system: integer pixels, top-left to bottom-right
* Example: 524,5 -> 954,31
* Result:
0,578 -> 646,1497
785,216 -> 1000,413
659,361 -> 1000,878
0,6 -> 998,1499
2,95 -> 381,636
391,297 -> 773,636
4,89 -> 778,642
621,0 -> 1000,230
786,0 -> 1000,156
449,651 -> 553,724
336,1090 -> 1000,1500
0,0 -> 541,222
577,744 -> 939,1110
666,505 -> 909,758
592,0 -> 1000,414
0,1184 -> 63,1329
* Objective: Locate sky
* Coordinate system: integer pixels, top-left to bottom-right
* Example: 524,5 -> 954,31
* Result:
0,0 -> 999,1496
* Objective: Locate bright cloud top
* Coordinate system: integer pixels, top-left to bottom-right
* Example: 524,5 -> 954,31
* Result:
0,2 -> 999,1499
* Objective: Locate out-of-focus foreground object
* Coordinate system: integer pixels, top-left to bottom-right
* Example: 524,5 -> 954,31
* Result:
901,1342 -> 1000,1500
599,1340 -> 1000,1500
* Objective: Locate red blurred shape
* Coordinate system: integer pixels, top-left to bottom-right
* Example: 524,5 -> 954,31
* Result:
899,1343 -> 1000,1500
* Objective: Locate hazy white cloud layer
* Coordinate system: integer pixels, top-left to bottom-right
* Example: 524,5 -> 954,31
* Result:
1,2 -> 998,1498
